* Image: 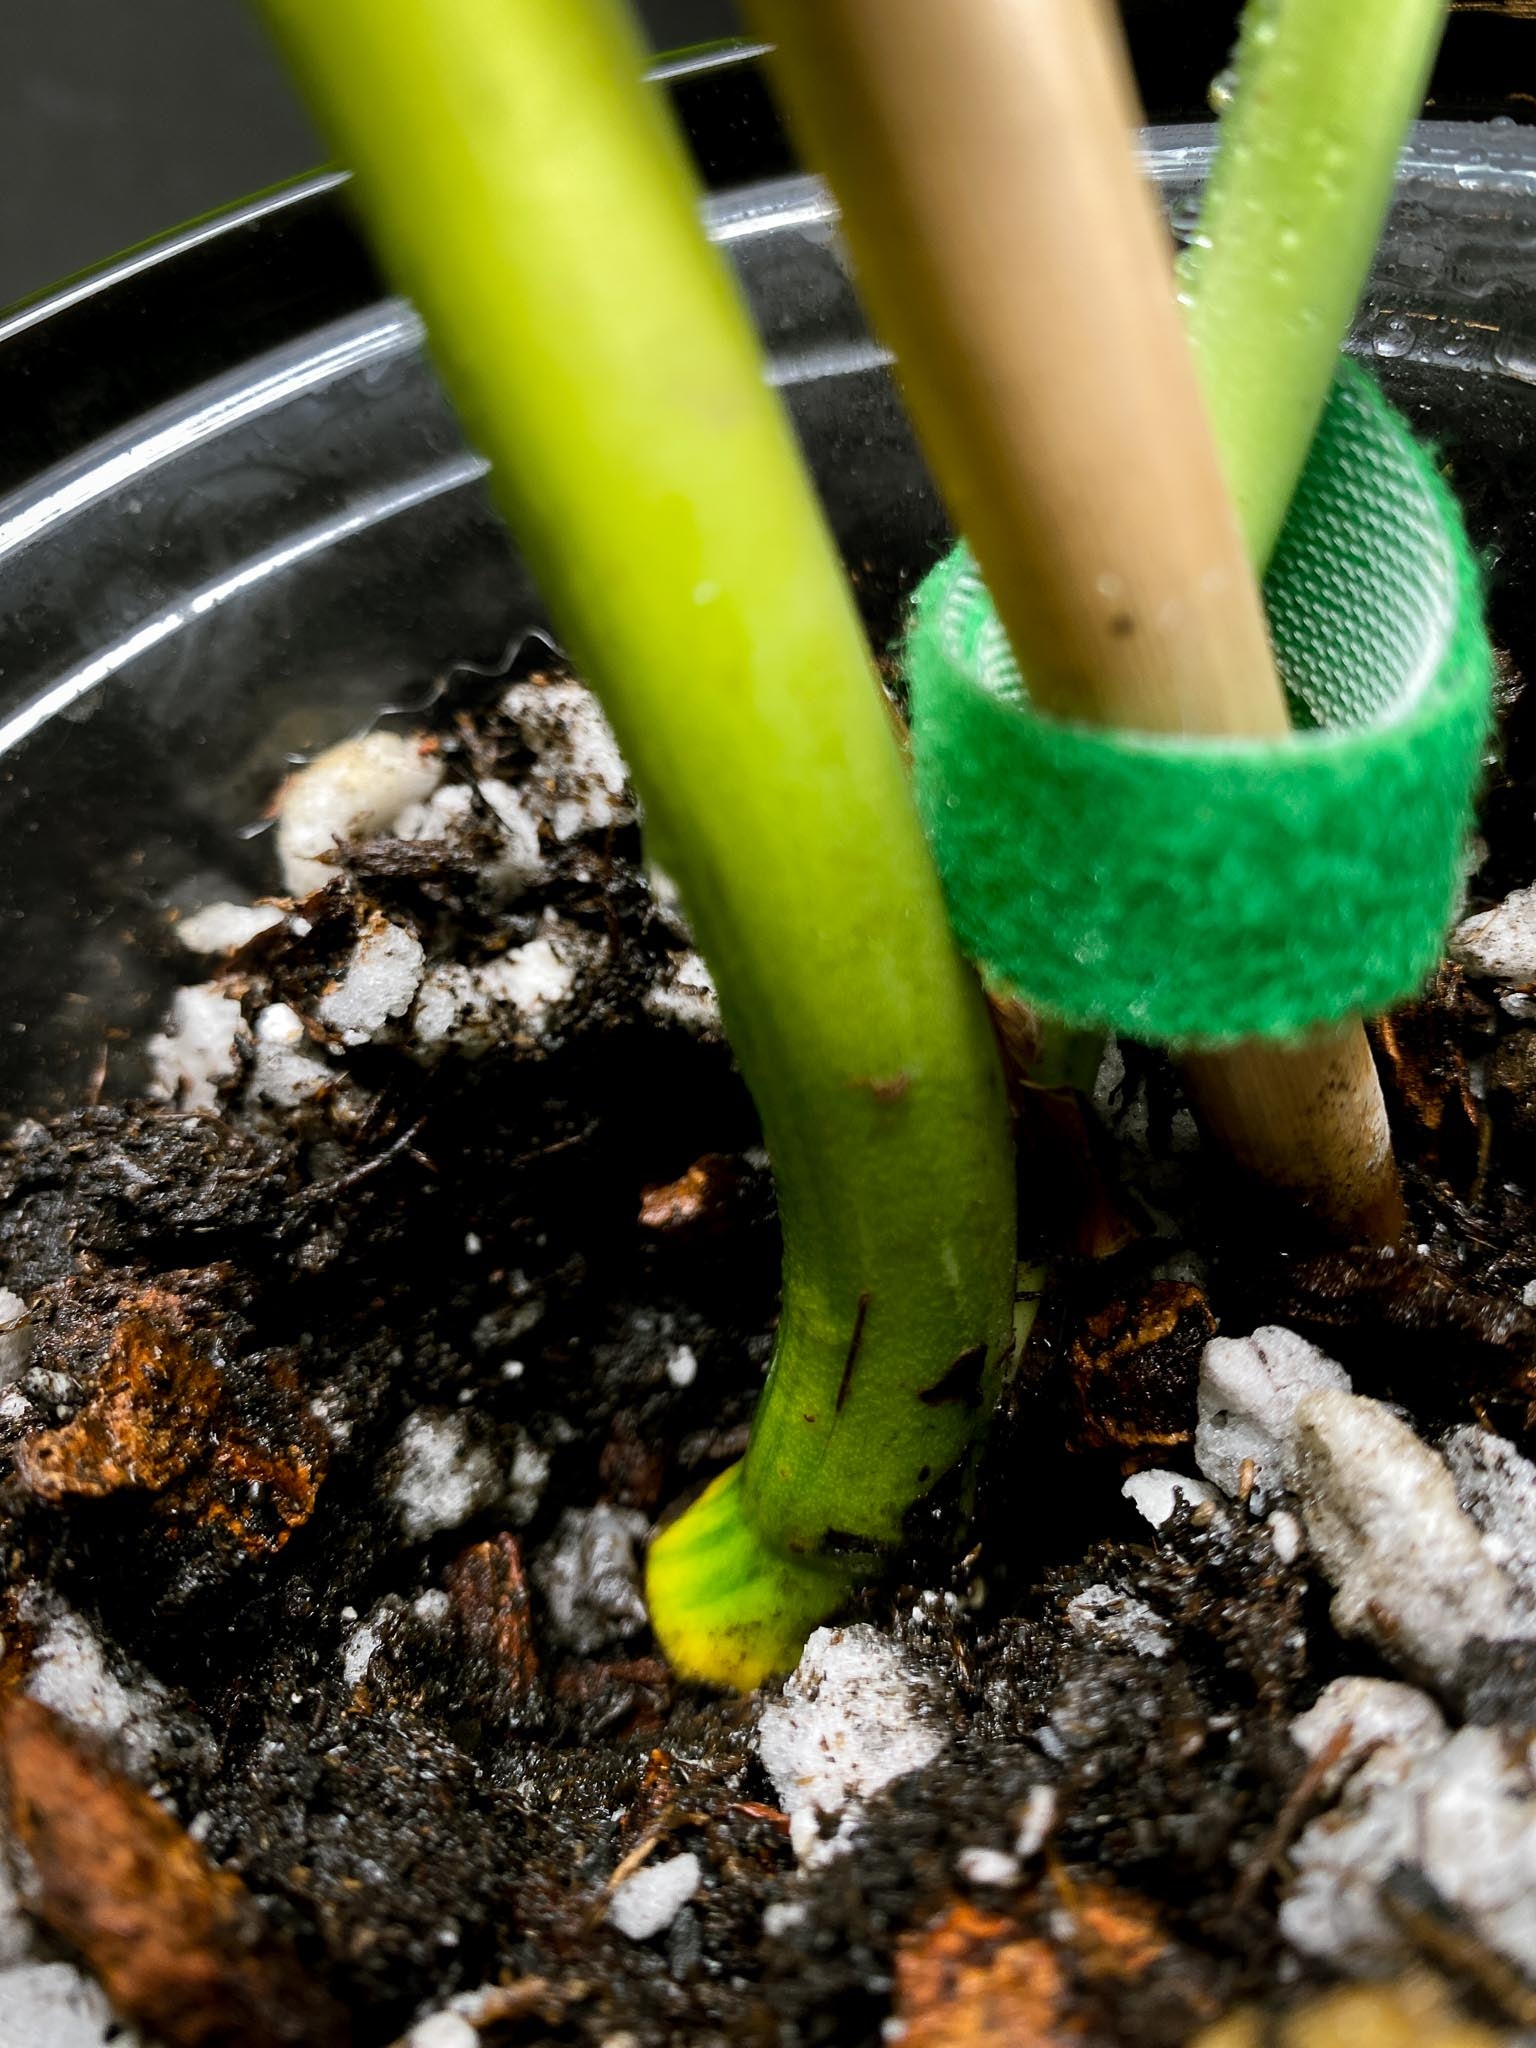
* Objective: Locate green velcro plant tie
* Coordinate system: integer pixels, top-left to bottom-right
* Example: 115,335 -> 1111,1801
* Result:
906,360 -> 1494,1048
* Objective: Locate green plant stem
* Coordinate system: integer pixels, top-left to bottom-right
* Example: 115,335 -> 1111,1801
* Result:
1184,0 -> 1448,567
255,0 -> 1018,1689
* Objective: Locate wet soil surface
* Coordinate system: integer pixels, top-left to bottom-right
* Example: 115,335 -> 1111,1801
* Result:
4,646 -> 1536,2047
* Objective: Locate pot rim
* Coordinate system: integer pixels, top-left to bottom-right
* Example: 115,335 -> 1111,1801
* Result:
0,38 -> 786,500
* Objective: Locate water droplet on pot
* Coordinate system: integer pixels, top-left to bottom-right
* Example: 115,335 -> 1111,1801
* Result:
1371,314 -> 1414,359
1169,192 -> 1204,243
1493,329 -> 1536,382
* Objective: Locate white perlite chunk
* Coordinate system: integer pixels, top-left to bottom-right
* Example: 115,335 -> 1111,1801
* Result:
1293,1388 -> 1526,1688
506,1436 -> 551,1526
1121,1468 -> 1220,1530
393,774 -> 548,905
410,964 -> 493,1059
665,1344 -> 699,1389
646,861 -> 690,935
0,1963 -> 129,2048
146,983 -> 246,1111
277,730 -> 444,895
24,1597 -> 179,1782
1065,1584 -> 1171,1660
1291,1676 -> 1448,1798
396,776 -> 545,902
405,2015 -> 478,2048
644,950 -> 720,1034
0,1291 -> 32,1385
176,899 -> 284,954
502,677 -> 632,842
532,1506 -> 650,1654
391,1411 -> 500,1541
341,1614 -> 384,1688
409,915 -> 592,1060
481,934 -> 580,1023
757,1625 -> 950,1868
1195,1326 -> 1352,1507
1452,884 -> 1536,983
607,1852 -> 701,1941
391,778 -> 471,845
404,1985 -> 534,2043
955,1847 -> 1021,1888
477,779 -> 545,888
1444,1425 -> 1536,1610
316,913 -> 425,1046
399,774 -> 548,905
1283,1704 -> 1536,1979
1013,1785 -> 1058,1860
247,1002 -> 330,1111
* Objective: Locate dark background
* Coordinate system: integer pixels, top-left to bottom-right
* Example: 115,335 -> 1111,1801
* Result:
2,0 -> 1529,317
0,0 -> 745,311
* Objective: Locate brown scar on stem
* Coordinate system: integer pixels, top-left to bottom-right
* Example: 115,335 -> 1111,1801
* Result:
917,1341 -> 988,1407
835,1290 -> 873,1413
848,1072 -> 911,1102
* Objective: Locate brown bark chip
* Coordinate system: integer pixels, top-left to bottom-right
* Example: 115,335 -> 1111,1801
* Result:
444,1532 -> 541,1721
637,1153 -> 741,1235
893,1901 -> 1074,2047
1067,1281 -> 1215,1458
15,1291 -> 326,1561
2,1695 -> 351,2048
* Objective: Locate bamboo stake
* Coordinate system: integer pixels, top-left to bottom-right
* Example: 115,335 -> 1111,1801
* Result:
746,0 -> 1405,1243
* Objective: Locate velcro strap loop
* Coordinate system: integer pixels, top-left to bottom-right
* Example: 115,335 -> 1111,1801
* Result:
906,361 -> 1493,1048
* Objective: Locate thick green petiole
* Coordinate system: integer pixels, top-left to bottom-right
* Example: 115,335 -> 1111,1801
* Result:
255,0 -> 1018,1689
1184,0 -> 1448,566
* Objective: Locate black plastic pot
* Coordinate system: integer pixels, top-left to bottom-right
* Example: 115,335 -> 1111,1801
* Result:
4,43 -> 1536,1116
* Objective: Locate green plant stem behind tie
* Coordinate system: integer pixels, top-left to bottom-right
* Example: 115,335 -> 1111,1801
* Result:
1183,0 -> 1447,566
255,0 -> 1018,1691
